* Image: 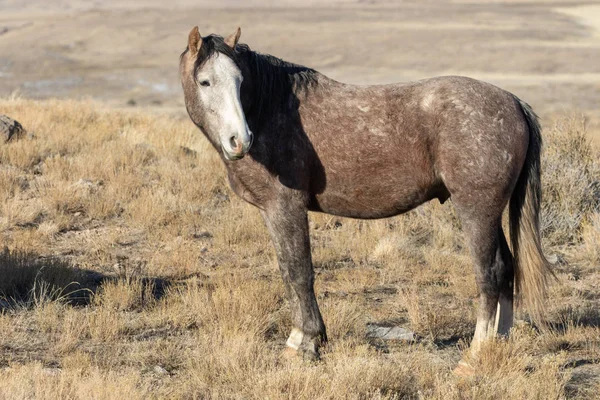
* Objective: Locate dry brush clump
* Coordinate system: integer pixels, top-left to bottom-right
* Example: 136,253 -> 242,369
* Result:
0,98 -> 599,399
541,116 -> 600,247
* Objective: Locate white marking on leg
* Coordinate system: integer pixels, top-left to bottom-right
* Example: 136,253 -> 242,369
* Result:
471,309 -> 497,355
471,319 -> 487,354
286,328 -> 304,350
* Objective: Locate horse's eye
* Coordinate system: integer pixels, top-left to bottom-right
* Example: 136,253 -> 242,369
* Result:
200,80 -> 211,87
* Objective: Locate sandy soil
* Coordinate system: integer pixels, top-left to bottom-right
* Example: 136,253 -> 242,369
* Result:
1,0 -> 600,143
1,0 -> 599,123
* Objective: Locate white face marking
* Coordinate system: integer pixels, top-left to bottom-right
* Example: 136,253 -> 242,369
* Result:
196,54 -> 252,159
286,328 -> 304,350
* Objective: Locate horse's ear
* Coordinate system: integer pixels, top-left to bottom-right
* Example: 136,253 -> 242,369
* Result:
225,27 -> 241,49
188,26 -> 202,55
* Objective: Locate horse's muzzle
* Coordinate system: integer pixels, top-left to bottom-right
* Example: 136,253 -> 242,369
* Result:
223,131 -> 253,160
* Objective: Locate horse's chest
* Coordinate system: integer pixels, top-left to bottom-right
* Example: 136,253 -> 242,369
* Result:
227,168 -> 271,210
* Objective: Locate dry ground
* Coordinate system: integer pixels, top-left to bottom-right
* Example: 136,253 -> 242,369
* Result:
0,98 -> 598,399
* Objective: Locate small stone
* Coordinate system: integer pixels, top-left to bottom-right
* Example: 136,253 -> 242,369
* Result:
566,272 -> 580,281
112,263 -> 124,273
366,324 -> 415,341
73,178 -> 96,189
214,192 -> 229,202
0,115 -> 27,142
179,146 -> 198,158
42,367 -> 62,376
153,365 -> 169,375
547,253 -> 567,266
193,231 -> 213,239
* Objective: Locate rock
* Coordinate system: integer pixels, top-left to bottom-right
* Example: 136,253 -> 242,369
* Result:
214,192 -> 229,203
547,253 -> 567,266
153,365 -> 169,376
179,146 -> 198,158
72,178 -> 101,194
366,324 -> 415,341
193,231 -> 213,239
112,262 -> 125,274
0,115 -> 27,142
566,272 -> 580,281
42,367 -> 62,376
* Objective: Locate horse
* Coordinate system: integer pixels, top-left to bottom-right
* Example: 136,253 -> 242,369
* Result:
179,27 -> 552,369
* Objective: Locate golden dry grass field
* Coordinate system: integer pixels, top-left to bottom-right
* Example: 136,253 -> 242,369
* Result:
0,99 -> 598,399
0,1 -> 600,399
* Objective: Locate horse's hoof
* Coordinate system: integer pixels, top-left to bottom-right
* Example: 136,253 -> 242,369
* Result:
300,347 -> 320,362
453,360 -> 476,377
280,346 -> 320,362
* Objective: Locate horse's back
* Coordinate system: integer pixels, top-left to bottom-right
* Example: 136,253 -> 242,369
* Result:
305,76 -> 529,218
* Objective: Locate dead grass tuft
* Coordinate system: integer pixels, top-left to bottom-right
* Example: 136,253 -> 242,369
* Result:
0,250 -> 88,306
541,116 -> 600,246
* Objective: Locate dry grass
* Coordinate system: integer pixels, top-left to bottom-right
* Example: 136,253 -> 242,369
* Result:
541,116 -> 600,247
0,98 -> 599,399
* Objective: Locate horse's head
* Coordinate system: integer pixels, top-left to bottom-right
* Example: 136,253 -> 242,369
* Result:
180,27 -> 253,160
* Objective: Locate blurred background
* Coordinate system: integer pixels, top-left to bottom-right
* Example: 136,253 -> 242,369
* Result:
1,0 -> 599,138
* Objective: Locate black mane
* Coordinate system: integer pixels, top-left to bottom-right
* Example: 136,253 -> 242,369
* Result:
185,34 -> 319,130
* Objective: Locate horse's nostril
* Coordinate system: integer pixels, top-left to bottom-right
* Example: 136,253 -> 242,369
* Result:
230,136 -> 239,151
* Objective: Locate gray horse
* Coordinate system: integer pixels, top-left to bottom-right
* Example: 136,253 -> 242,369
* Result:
180,27 -> 552,369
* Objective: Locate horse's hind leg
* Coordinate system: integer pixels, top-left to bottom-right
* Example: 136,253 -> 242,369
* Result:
457,212 -> 514,355
495,227 -> 514,337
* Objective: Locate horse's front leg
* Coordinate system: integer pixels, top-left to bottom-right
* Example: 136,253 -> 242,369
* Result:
261,204 -> 326,360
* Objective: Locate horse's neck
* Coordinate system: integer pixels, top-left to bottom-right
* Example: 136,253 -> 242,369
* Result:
241,60 -> 288,130
242,54 -> 327,132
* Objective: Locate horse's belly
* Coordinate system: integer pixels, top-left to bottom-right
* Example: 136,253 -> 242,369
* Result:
310,185 -> 434,219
